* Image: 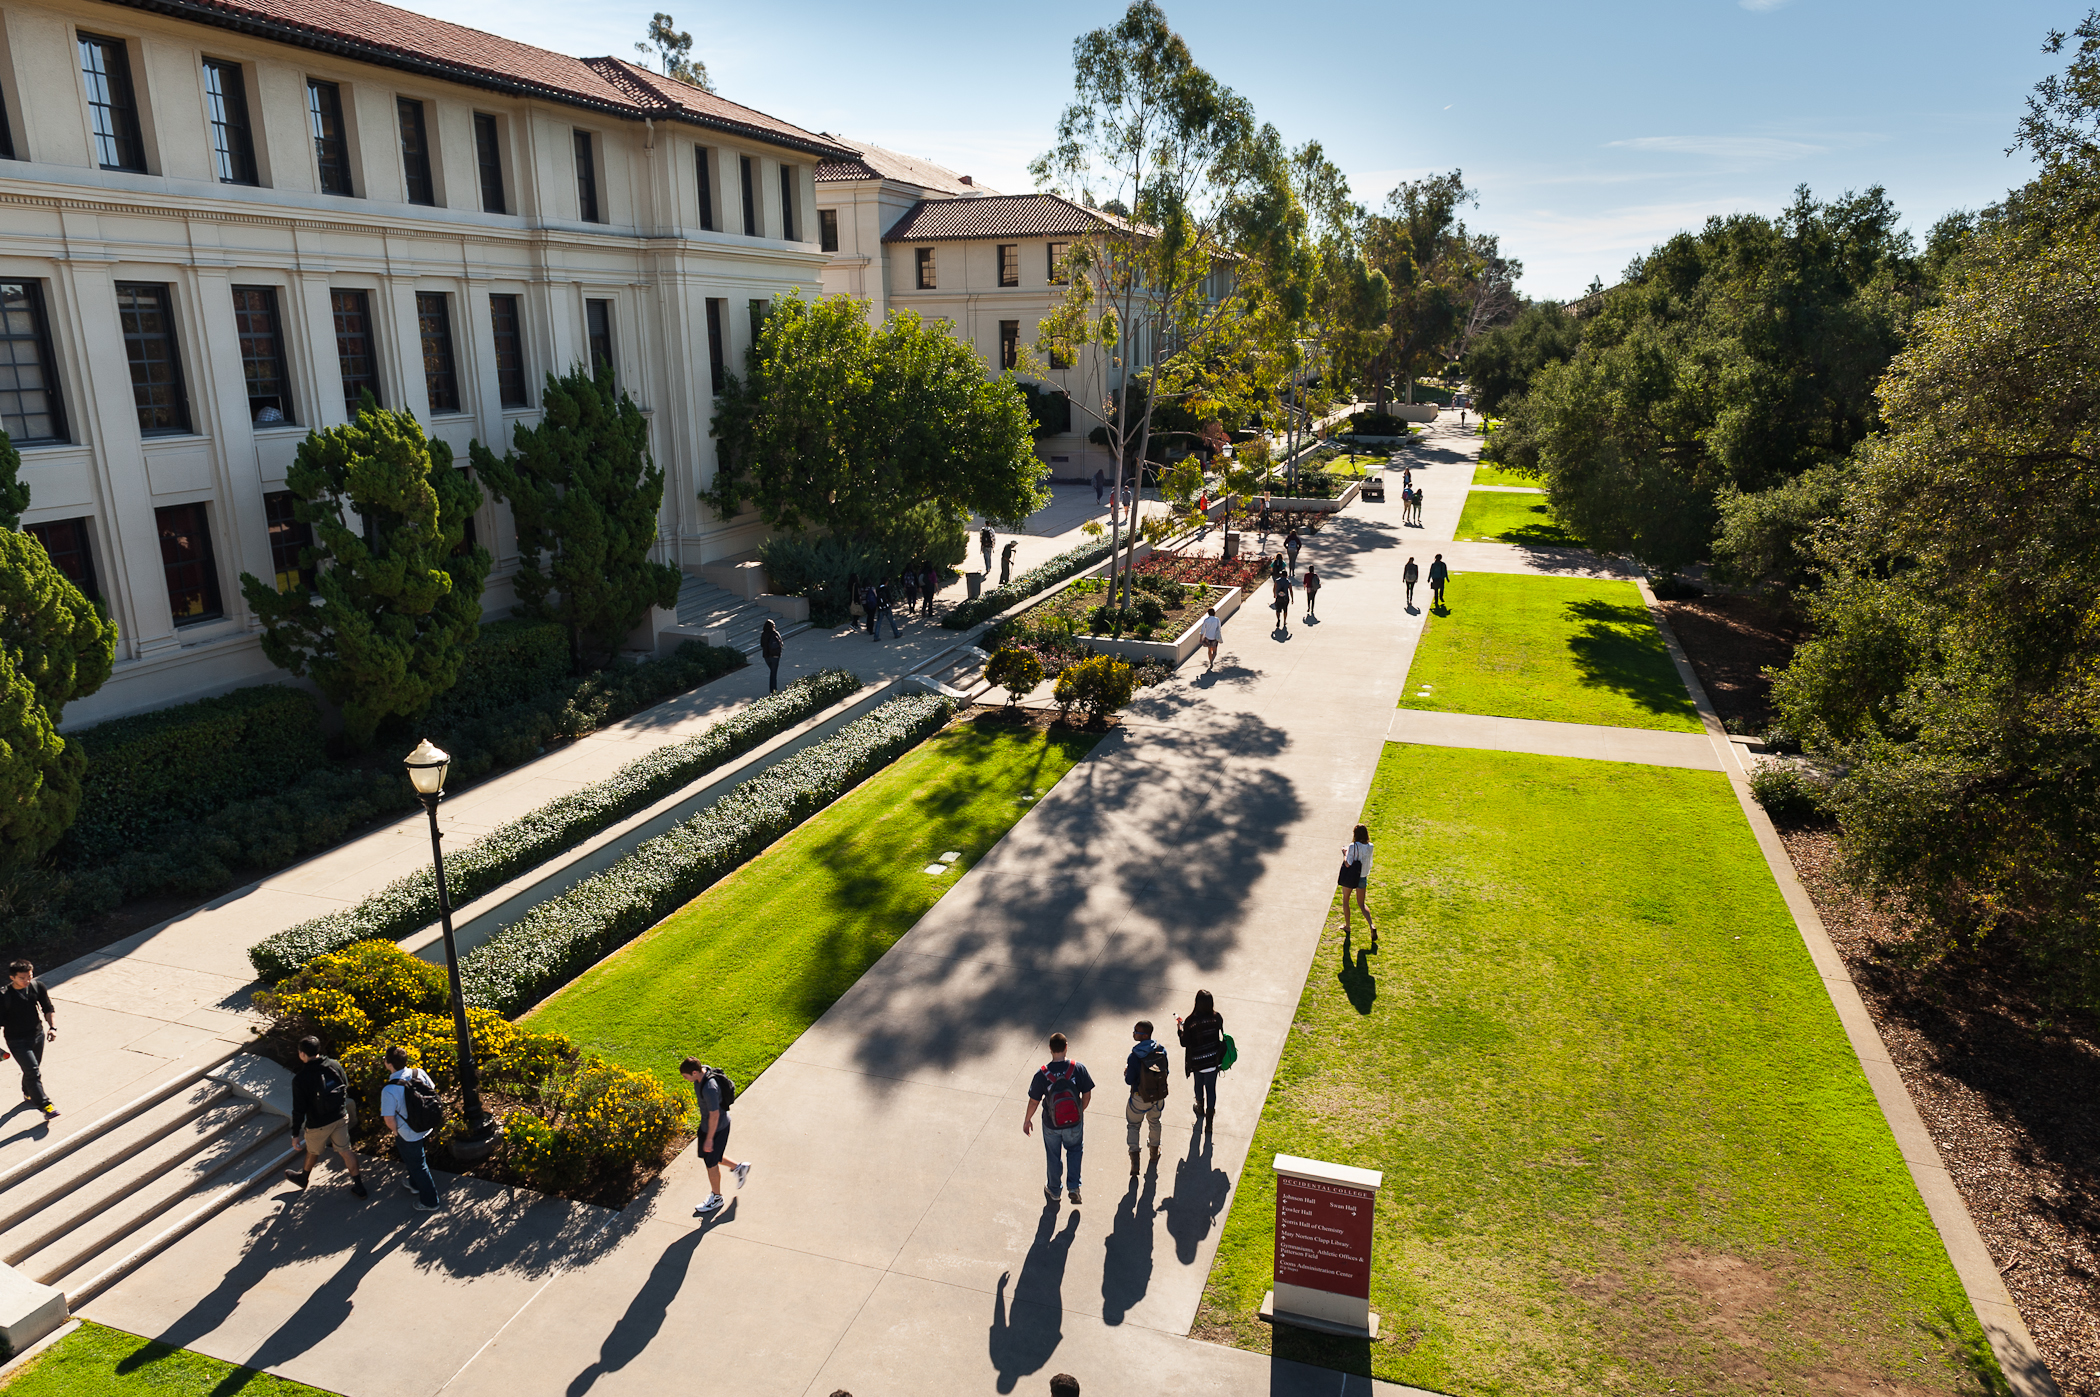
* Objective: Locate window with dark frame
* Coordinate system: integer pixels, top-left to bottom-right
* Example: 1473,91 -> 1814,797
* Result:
1049,342 -> 1072,371
819,208 -> 838,253
231,286 -> 292,424
397,97 -> 434,205
585,298 -> 614,384
202,60 -> 258,185
747,299 -> 766,344
116,283 -> 190,436
473,113 -> 505,213
0,281 -> 66,443
739,155 -> 756,236
916,246 -> 936,290
24,518 -> 98,603
416,291 -> 459,413
574,129 -> 600,223
330,288 -> 379,417
704,297 -> 725,395
490,293 -> 527,408
695,147 -> 714,231
263,490 -> 312,592
1047,241 -> 1071,285
155,501 -> 222,624
778,163 -> 796,242
999,320 -> 1019,371
308,79 -> 353,195
79,33 -> 146,172
998,245 -> 1019,287
0,84 -> 15,160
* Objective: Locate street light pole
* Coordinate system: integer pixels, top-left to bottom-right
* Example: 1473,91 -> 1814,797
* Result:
403,739 -> 498,1165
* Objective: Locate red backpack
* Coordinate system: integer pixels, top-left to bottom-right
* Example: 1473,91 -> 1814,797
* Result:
1042,1061 -> 1084,1129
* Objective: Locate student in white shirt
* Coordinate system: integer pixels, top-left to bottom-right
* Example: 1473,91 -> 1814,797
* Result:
1199,607 -> 1223,669
1340,822 -> 1378,950
380,1045 -> 442,1212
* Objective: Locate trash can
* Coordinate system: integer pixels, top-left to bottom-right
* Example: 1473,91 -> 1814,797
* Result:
1223,531 -> 1240,559
965,570 -> 984,599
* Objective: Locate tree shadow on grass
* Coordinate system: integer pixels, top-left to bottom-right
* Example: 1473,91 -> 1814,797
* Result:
1562,597 -> 1698,722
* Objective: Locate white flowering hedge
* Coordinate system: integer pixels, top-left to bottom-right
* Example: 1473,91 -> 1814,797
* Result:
457,692 -> 958,1016
248,670 -> 862,982
941,538 -> 1113,630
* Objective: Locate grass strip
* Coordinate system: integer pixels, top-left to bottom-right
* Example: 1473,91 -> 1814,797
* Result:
1399,572 -> 1702,731
1196,745 -> 1989,1395
459,693 -> 957,1016
250,670 -> 862,981
1453,488 -> 1582,545
0,1322 -> 336,1395
942,538 -> 1112,629
1471,462 -> 1543,488
526,715 -> 1100,1091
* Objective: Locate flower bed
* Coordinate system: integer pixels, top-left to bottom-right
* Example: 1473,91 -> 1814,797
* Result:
1137,553 -> 1271,590
249,669 -> 863,981
1017,576 -> 1233,642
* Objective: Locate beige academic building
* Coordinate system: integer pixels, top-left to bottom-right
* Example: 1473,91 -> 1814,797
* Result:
1,0 -> 852,724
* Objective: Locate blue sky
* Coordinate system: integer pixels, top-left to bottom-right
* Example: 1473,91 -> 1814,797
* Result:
418,0 -> 2069,299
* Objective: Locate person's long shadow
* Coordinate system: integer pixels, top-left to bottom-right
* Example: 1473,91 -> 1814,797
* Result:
1338,928 -> 1376,1016
1160,1126 -> 1230,1266
988,1205 -> 1081,1393
566,1204 -> 733,1395
1100,1164 -> 1158,1325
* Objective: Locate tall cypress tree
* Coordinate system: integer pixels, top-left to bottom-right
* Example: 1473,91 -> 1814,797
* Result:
0,529 -> 117,868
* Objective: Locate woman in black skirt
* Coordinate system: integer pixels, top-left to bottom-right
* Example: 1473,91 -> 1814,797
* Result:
1176,990 -> 1225,1123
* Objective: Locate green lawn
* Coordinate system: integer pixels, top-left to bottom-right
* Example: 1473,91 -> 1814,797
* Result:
525,715 -> 1099,1093
1453,489 -> 1582,546
1398,572 -> 1702,731
0,1323 -> 335,1395
1471,462 -> 1543,488
1195,745 -> 1989,1395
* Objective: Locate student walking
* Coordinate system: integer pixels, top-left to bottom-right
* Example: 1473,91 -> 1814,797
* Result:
1303,564 -> 1321,619
980,527 -> 996,574
682,1057 -> 752,1217
1339,823 -> 1377,949
759,619 -> 784,693
1271,574 -> 1292,633
1093,468 -> 1107,505
1123,1022 -> 1170,1177
863,582 -> 882,640
1199,607 -> 1223,669
1403,557 -> 1420,610
920,561 -> 939,615
380,1046 -> 442,1212
285,1035 -> 367,1197
2,960 -> 57,1117
901,569 -> 919,615
1284,526 -> 1301,575
1414,486 -> 1426,526
1176,992 -> 1225,1125
1428,553 -> 1450,607
1023,1032 -> 1094,1205
880,580 -> 902,639
1001,540 -> 1018,587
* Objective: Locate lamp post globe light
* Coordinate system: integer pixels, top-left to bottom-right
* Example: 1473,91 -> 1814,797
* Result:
403,738 -> 499,1165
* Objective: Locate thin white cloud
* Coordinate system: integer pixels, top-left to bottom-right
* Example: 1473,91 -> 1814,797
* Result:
1608,135 -> 1828,160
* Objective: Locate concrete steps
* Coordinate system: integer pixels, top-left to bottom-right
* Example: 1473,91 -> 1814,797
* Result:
675,576 -> 809,655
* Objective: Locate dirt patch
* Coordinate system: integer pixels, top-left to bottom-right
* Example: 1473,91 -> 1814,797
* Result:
1654,594 -> 1805,729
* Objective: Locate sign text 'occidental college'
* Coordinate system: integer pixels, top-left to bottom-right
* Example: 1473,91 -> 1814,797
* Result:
1260,1153 -> 1382,1338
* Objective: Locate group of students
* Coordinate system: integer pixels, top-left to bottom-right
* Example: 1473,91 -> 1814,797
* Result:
846,563 -> 941,643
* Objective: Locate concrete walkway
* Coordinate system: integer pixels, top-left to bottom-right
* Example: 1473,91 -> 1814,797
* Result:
1387,708 -> 1721,769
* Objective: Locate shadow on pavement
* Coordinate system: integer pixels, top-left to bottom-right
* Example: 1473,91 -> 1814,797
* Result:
988,1205 -> 1081,1393
1159,1126 -> 1229,1266
1099,1168 -> 1158,1325
565,1201 -> 736,1395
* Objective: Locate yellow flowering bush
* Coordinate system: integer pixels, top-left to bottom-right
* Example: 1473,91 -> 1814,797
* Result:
255,938 -> 446,1047
502,1060 -> 685,1193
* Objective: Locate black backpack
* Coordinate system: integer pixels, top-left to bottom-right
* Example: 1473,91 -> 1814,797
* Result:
700,1065 -> 737,1113
312,1057 -> 349,1125
393,1072 -> 446,1134
1137,1047 -> 1170,1104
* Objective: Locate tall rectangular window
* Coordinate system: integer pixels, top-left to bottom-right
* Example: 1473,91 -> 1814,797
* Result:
747,299 -> 767,344
573,130 -> 600,223
916,247 -> 936,290
24,518 -> 98,603
999,320 -> 1019,371
308,79 -> 353,195
695,147 -> 714,231
739,155 -> 756,236
819,209 -> 839,253
263,490 -> 312,592
489,293 -> 527,408
416,291 -> 459,413
998,245 -> 1019,287
585,298 -> 613,383
1048,241 -> 1071,285
473,113 -> 505,213
79,33 -> 146,172
116,283 -> 190,436
0,282 -> 66,444
232,285 -> 292,424
331,289 -> 379,417
202,59 -> 257,185
778,163 -> 796,242
704,297 -> 725,396
155,501 -> 221,624
397,97 -> 434,205
0,84 -> 16,160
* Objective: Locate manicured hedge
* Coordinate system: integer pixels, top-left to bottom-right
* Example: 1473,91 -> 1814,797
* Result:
941,538 -> 1112,630
426,619 -> 572,726
248,669 -> 861,981
458,692 -> 957,1016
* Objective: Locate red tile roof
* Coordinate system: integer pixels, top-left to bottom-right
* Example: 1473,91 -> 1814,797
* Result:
114,0 -> 855,157
881,193 -> 1140,242
815,139 -> 991,196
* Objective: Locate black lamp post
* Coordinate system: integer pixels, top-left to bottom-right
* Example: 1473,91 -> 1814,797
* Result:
403,738 -> 499,1165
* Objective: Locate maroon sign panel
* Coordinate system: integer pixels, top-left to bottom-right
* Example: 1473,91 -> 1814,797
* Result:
1273,1174 -> 1375,1298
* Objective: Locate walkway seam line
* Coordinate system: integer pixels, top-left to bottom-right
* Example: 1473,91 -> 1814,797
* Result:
433,1264 -> 565,1394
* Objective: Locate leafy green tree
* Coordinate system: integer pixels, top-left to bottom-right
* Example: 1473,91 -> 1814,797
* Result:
635,12 -> 712,91
1360,172 -> 1476,409
472,364 -> 681,668
1462,299 -> 1580,416
0,429 -> 26,530
241,400 -> 490,747
706,293 -> 1046,570
0,529 -> 116,869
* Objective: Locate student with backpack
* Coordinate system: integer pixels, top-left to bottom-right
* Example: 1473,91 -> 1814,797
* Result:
682,1057 -> 752,1217
1176,991 -> 1227,1126
1123,1021 -> 1170,1177
1023,1032 -> 1094,1205
285,1035 -> 367,1198
1303,564 -> 1321,620
381,1045 -> 444,1213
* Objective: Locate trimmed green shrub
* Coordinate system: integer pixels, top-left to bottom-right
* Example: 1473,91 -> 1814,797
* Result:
1749,763 -> 1828,824
983,648 -> 1045,706
458,692 -> 957,1016
1054,656 -> 1137,725
248,668 -> 861,981
425,620 -> 571,726
942,539 -> 1112,630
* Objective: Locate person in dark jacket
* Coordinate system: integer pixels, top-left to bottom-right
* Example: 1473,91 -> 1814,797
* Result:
1175,990 -> 1225,1124
2,960 -> 57,1117
1001,540 -> 1018,587
864,582 -> 883,641
1123,1021 -> 1169,1176
285,1035 -> 366,1196
922,561 -> 939,614
980,527 -> 996,573
759,619 -> 784,693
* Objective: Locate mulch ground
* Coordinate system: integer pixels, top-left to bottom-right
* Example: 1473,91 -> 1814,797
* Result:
1666,594 -> 2100,1396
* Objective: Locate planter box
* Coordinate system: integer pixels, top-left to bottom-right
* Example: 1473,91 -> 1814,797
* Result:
1260,480 -> 1363,515
1075,586 -> 1243,666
